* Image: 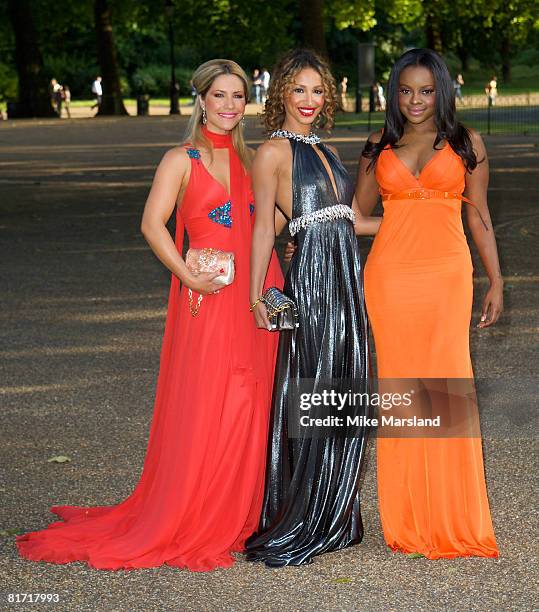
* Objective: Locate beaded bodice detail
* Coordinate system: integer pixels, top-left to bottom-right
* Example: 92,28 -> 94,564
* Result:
183,145 -> 252,229
208,200 -> 232,228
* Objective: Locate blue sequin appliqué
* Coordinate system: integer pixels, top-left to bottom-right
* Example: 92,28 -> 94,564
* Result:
249,202 -> 255,216
208,200 -> 232,228
186,147 -> 201,159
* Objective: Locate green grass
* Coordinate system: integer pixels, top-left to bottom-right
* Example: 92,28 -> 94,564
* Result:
335,112 -> 539,135
457,64 -> 539,95
453,86 -> 538,96
69,97 -> 193,107
336,112 -> 385,129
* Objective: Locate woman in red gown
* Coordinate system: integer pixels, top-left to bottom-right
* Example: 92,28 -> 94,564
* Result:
16,59 -> 283,572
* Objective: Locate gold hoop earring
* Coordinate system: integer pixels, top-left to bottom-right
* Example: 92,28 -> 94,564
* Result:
202,107 -> 207,125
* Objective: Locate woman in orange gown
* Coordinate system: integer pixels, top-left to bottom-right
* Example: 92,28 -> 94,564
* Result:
356,49 -> 503,558
16,59 -> 283,571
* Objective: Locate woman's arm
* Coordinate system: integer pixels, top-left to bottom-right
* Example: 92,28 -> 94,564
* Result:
326,142 -> 380,236
140,148 -> 223,295
248,146 -> 290,236
355,133 -> 382,217
351,194 -> 382,235
250,142 -> 280,330
464,130 -> 503,328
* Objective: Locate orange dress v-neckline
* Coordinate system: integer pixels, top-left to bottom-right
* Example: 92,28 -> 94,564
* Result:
389,142 -> 448,181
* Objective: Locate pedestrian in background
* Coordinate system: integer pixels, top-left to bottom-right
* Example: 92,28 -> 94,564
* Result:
454,73 -> 464,104
63,85 -> 71,119
485,75 -> 497,106
91,75 -> 103,113
376,81 -> 386,110
339,76 -> 348,111
50,78 -> 63,116
252,68 -> 262,104
261,67 -> 270,105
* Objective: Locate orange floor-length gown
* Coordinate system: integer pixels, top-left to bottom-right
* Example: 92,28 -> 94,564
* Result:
16,128 -> 284,571
364,142 -> 499,559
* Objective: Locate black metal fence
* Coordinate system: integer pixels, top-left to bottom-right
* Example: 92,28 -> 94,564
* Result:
458,103 -> 539,135
344,93 -> 539,135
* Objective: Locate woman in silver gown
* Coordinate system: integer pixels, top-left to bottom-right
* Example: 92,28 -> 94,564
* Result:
247,49 -> 380,567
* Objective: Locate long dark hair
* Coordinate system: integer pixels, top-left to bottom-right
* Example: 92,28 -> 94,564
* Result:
363,48 -> 477,172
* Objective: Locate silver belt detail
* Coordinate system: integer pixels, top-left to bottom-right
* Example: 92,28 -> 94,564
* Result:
288,204 -> 356,237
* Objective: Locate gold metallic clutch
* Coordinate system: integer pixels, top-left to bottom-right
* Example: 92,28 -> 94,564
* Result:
185,247 -> 235,316
261,287 -> 299,331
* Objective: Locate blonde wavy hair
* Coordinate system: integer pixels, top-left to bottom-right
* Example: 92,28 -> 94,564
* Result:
262,49 -> 338,134
184,59 -> 251,169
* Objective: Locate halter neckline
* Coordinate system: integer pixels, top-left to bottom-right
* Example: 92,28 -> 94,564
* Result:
202,126 -> 233,148
269,129 -> 321,145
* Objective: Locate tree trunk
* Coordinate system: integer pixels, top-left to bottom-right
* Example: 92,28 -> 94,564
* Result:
298,0 -> 327,57
425,11 -> 443,54
94,0 -> 128,115
500,35 -> 511,83
456,46 -> 469,72
7,0 -> 56,118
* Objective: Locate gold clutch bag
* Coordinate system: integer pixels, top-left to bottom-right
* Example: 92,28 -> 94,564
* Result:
185,247 -> 235,316
261,287 -> 299,331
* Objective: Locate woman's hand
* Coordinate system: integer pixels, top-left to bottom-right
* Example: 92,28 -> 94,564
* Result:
283,241 -> 296,263
184,270 -> 224,295
252,301 -> 272,331
477,281 -> 503,328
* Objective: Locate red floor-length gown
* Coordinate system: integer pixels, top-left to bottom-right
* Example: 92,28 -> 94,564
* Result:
16,127 -> 283,571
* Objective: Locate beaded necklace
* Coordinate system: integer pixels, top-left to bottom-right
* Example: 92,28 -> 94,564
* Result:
269,129 -> 321,145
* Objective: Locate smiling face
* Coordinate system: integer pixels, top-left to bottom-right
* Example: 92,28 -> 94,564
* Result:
398,65 -> 436,126
201,74 -> 247,134
282,67 -> 325,132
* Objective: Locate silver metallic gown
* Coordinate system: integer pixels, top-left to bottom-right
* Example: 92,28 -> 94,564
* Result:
245,136 -> 370,567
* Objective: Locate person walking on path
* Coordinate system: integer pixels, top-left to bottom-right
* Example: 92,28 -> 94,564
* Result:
252,68 -> 262,104
485,75 -> 497,106
376,81 -> 386,111
261,68 -> 271,105
62,86 -> 71,119
49,79 -> 63,116
91,76 -> 103,112
339,76 -> 349,111
454,73 -> 464,104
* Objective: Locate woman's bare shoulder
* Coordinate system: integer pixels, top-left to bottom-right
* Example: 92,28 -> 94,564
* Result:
367,129 -> 383,144
467,127 -> 486,149
161,146 -> 191,167
153,147 -> 193,189
253,139 -> 290,167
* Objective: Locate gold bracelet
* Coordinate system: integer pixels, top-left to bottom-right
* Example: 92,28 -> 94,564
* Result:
250,297 -> 263,311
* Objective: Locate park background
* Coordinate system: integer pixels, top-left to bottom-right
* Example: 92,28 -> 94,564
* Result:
1,0 -> 539,132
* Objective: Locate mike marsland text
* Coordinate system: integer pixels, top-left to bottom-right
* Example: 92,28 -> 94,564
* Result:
299,415 -> 441,427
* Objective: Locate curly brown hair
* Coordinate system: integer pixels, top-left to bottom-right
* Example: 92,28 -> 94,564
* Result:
262,49 -> 338,134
